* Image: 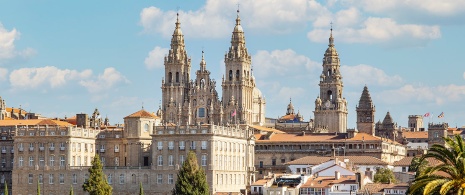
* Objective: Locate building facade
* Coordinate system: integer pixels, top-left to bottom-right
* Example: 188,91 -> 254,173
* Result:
160,11 -> 266,126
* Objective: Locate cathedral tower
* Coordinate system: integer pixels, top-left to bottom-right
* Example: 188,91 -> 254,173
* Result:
313,28 -> 348,133
356,86 -> 375,135
161,13 -> 192,124
222,10 -> 265,125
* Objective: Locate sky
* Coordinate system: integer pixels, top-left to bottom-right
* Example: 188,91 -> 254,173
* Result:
0,0 -> 465,129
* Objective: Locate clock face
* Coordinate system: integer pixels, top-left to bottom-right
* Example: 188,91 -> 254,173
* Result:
325,101 -> 331,108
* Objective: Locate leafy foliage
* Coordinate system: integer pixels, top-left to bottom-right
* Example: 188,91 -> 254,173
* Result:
37,179 -> 40,195
4,182 -> 8,195
70,185 -> 74,195
408,135 -> 465,195
172,151 -> 209,195
139,181 -> 144,195
82,154 -> 113,195
409,156 -> 428,173
373,167 -> 396,183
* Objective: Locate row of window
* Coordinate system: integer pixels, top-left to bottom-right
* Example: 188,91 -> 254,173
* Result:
25,173 -> 173,185
18,156 -> 66,167
157,141 -> 207,150
215,173 -> 245,185
157,154 -> 207,166
17,131 -> 67,136
215,155 -> 246,170
17,143 -> 66,152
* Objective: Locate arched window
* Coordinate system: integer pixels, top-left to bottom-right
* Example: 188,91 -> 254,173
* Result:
229,70 -> 233,81
144,174 -> 149,184
176,72 -> 179,82
119,174 -> 125,184
327,90 -> 333,100
168,72 -> 173,83
236,70 -> 240,79
132,174 -> 136,184
328,69 -> 332,76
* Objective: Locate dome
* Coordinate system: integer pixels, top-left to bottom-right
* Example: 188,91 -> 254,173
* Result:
234,25 -> 243,32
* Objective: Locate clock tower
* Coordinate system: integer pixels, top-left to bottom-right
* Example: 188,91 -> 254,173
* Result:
313,28 -> 348,133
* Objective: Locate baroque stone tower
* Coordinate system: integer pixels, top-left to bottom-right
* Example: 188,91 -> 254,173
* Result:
408,115 -> 424,131
313,29 -> 348,133
161,13 -> 191,124
356,86 -> 375,135
0,96 -> 5,120
222,10 -> 265,125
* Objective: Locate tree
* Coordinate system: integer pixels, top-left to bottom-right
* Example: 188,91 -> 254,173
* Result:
37,179 -> 41,195
82,154 -> 112,195
70,185 -> 74,195
139,181 -> 144,195
172,151 -> 209,195
373,167 -> 396,183
409,135 -> 465,195
409,156 -> 428,173
4,182 -> 8,195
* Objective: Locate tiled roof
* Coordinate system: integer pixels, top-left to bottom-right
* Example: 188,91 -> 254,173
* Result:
0,119 -> 72,127
249,125 -> 285,134
251,179 -> 269,186
393,156 -> 443,166
5,107 -> 27,114
254,132 -> 397,144
301,175 -> 357,188
363,183 -> 409,193
402,131 -> 428,139
280,114 -> 296,121
286,156 -> 388,166
124,109 -> 159,119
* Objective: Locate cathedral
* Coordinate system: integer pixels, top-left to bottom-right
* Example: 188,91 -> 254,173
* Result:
159,12 -> 266,126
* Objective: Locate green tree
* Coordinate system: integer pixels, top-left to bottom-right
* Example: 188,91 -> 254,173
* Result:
409,135 -> 465,195
70,185 -> 74,195
373,167 -> 396,183
139,181 -> 144,195
37,179 -> 40,195
409,156 -> 428,173
172,151 -> 209,195
4,182 -> 8,195
82,154 -> 112,195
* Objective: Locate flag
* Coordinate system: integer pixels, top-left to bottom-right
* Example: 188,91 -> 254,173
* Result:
438,112 -> 444,118
231,109 -> 236,117
423,112 -> 430,117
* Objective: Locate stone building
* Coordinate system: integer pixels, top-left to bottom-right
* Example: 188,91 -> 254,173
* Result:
313,29 -> 348,133
356,86 -> 375,135
160,11 -> 266,126
375,112 -> 400,141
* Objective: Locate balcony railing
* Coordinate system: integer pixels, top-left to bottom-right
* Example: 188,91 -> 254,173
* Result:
29,147 -> 34,151
50,147 -> 55,151
100,149 -> 105,153
179,146 -> 185,150
1,150 -> 6,154
60,147 -> 65,151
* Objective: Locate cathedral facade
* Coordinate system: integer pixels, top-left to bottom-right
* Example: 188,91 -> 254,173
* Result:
160,13 -> 266,126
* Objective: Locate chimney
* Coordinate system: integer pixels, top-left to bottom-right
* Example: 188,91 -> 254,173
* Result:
335,171 -> 340,180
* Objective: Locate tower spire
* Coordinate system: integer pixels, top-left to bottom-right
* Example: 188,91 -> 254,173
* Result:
200,50 -> 206,71
329,22 -> 334,47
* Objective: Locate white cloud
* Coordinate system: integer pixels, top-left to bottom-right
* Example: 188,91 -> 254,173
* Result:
79,67 -> 129,93
378,84 -> 465,105
144,46 -> 169,69
252,49 -> 319,78
0,22 -> 35,63
308,17 -> 441,45
0,68 -> 7,81
9,66 -> 92,89
341,64 -> 403,86
139,0 -> 317,38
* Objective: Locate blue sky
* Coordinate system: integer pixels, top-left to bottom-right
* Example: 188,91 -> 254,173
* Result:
1,0 -> 464,128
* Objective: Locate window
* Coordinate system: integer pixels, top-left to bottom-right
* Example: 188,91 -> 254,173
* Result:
143,174 -> 149,184
434,132 -> 439,138
72,174 -> 77,184
191,141 -> 196,150
158,155 -> 163,166
132,174 -> 136,184
201,141 -> 207,150
144,124 -> 149,132
198,108 -> 205,118
168,174 -> 174,184
28,174 -> 33,184
59,174 -> 64,184
259,161 -> 263,168
49,174 -> 54,184
179,141 -> 185,150
350,185 -> 357,191
39,156 -> 45,167
157,174 -> 163,184
272,159 -> 276,166
101,157 -> 105,166
168,141 -> 174,150
119,174 -> 125,184
60,156 -> 65,167
281,158 -> 285,163
201,155 -> 207,166
49,156 -> 55,167
157,141 -> 163,150
115,157 -> 119,166
38,174 -> 43,184
108,174 -> 112,184
29,156 -> 34,167
168,155 -> 174,166
19,156 -> 23,167
180,155 -> 185,165
114,145 -> 119,152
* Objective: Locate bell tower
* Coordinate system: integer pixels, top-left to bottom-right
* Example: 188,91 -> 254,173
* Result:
313,28 -> 348,133
161,13 -> 191,124
356,86 -> 375,135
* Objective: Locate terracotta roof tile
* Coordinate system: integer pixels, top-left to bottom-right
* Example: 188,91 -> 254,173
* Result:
393,156 -> 443,166
301,175 -> 357,188
0,119 -> 72,127
124,109 -> 159,119
363,183 -> 409,193
402,131 -> 428,139
251,179 -> 269,186
249,125 -> 285,134
254,132 -> 392,143
286,156 -> 388,166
